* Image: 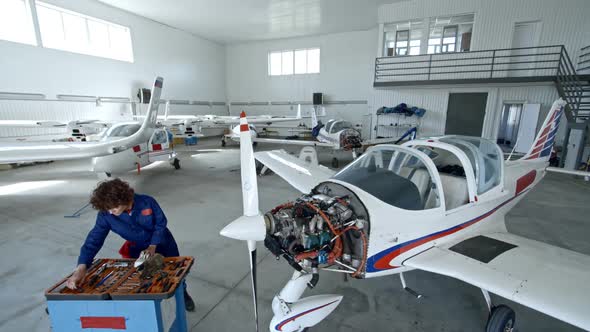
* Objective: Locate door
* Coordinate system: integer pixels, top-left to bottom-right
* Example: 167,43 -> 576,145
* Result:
445,93 -> 488,136
510,22 -> 541,77
148,129 -> 171,162
514,103 -> 540,153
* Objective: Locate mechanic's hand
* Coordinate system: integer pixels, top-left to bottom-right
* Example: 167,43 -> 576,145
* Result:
143,245 -> 157,257
66,264 -> 87,290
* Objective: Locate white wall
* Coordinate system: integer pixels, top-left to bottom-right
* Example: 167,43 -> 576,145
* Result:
0,0 -> 227,137
225,29 -> 378,134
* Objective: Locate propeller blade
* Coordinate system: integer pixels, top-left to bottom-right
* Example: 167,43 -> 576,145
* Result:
239,111 -> 259,217
219,215 -> 265,241
248,240 -> 259,332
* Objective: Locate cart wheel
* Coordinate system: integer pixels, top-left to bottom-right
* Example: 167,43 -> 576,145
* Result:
331,157 -> 339,168
486,305 -> 515,332
173,158 -> 181,170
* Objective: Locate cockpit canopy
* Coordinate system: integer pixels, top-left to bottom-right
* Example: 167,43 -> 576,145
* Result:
333,146 -> 441,211
105,123 -> 141,138
325,120 -> 353,134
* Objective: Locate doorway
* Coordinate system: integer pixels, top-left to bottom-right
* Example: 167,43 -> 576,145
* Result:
510,21 -> 541,76
497,103 -> 540,153
445,92 -> 488,136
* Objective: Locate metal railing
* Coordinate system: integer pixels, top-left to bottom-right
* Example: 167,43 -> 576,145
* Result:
374,45 -> 564,84
374,45 -> 588,122
578,45 -> 590,72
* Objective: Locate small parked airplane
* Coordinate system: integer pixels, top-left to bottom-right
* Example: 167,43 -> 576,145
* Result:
0,77 -> 180,176
253,105 -> 418,168
220,99 -> 590,332
0,119 -> 109,142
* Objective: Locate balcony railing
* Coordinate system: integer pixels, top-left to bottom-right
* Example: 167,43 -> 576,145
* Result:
578,45 -> 590,73
374,45 -> 566,86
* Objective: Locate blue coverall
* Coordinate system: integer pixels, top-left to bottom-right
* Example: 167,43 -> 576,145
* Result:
77,194 -> 180,267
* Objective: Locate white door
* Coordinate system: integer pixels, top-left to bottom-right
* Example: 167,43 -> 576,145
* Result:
514,103 -> 540,153
509,22 -> 541,77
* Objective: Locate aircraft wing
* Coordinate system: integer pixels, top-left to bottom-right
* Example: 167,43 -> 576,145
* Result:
253,137 -> 335,148
254,149 -> 335,193
403,232 -> 590,330
0,120 -> 66,128
0,76 -> 164,164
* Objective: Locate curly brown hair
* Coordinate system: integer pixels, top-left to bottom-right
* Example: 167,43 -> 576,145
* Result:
90,178 -> 135,211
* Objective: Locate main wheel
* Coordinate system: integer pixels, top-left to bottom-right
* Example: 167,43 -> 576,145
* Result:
331,157 -> 339,168
221,139 -> 226,147
173,158 -> 181,170
486,305 -> 515,332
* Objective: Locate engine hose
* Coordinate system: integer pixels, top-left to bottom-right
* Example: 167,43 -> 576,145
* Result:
340,226 -> 368,278
271,202 -> 294,214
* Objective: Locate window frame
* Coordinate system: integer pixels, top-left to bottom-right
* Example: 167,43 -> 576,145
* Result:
0,0 -> 38,46
35,1 -> 134,62
268,48 -> 320,76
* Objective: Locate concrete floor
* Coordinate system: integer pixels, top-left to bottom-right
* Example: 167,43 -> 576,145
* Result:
0,137 -> 589,332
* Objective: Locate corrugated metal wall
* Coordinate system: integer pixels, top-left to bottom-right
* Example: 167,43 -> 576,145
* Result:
369,84 -> 562,143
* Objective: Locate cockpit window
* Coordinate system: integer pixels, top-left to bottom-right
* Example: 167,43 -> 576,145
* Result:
107,124 -> 140,137
334,147 -> 440,210
324,119 -> 336,133
330,121 -> 353,133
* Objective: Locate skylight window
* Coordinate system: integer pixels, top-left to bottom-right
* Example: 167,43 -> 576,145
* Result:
36,1 -> 134,62
0,0 -> 37,46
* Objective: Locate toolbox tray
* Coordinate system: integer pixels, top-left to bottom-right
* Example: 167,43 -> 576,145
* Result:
45,257 -> 194,301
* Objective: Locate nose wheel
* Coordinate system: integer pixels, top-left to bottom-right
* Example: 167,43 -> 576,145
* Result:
486,305 -> 515,332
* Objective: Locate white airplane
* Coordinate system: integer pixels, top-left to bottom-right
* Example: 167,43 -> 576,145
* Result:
0,77 -> 180,176
0,119 -> 109,142
220,99 -> 590,332
138,103 -> 303,144
253,106 -> 417,168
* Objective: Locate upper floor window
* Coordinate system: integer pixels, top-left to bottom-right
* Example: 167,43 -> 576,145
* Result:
0,0 -> 37,46
383,20 -> 423,56
269,48 -> 320,76
36,1 -> 134,62
427,14 -> 474,54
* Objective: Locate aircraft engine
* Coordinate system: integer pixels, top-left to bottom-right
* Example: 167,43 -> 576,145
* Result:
264,190 -> 369,285
340,129 -> 362,150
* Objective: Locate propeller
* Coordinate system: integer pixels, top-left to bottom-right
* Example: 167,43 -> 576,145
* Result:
220,111 -> 266,331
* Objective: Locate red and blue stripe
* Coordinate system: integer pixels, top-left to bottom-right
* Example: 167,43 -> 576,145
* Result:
366,189 -> 530,273
274,300 -> 340,331
525,107 -> 563,160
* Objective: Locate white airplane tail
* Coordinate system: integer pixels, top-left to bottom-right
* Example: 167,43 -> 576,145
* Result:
141,77 -> 163,130
521,98 -> 566,162
311,105 -> 318,128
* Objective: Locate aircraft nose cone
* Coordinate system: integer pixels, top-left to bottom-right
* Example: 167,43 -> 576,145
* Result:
220,215 -> 266,242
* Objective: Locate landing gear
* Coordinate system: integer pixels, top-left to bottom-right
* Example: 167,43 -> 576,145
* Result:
486,305 -> 515,332
105,172 -> 111,178
331,157 -> 339,168
173,158 -> 181,170
481,289 -> 515,332
221,138 -> 226,147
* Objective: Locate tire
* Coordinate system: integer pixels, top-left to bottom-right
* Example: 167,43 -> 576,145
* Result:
331,157 -> 339,168
105,172 -> 111,178
173,158 -> 181,170
486,305 -> 515,332
221,139 -> 226,147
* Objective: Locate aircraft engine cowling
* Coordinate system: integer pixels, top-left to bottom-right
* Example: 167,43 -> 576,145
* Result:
264,190 -> 369,281
340,129 -> 362,150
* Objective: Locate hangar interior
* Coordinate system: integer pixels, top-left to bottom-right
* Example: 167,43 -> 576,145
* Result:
1,0 -> 590,331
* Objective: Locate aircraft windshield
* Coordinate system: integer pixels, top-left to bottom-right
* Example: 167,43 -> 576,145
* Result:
333,147 -> 440,210
330,121 -> 353,133
107,124 -> 141,138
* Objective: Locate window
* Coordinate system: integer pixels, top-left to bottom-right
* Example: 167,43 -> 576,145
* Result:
427,14 -> 474,54
0,0 -> 37,45
36,1 -> 134,62
269,48 -> 320,76
383,20 -> 423,57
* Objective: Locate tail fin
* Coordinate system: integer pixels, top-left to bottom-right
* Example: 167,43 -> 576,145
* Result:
311,105 -> 318,128
522,99 -> 566,161
141,77 -> 163,130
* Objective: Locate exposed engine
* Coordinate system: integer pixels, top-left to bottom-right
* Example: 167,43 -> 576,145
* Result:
340,129 -> 363,151
264,183 -> 369,286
